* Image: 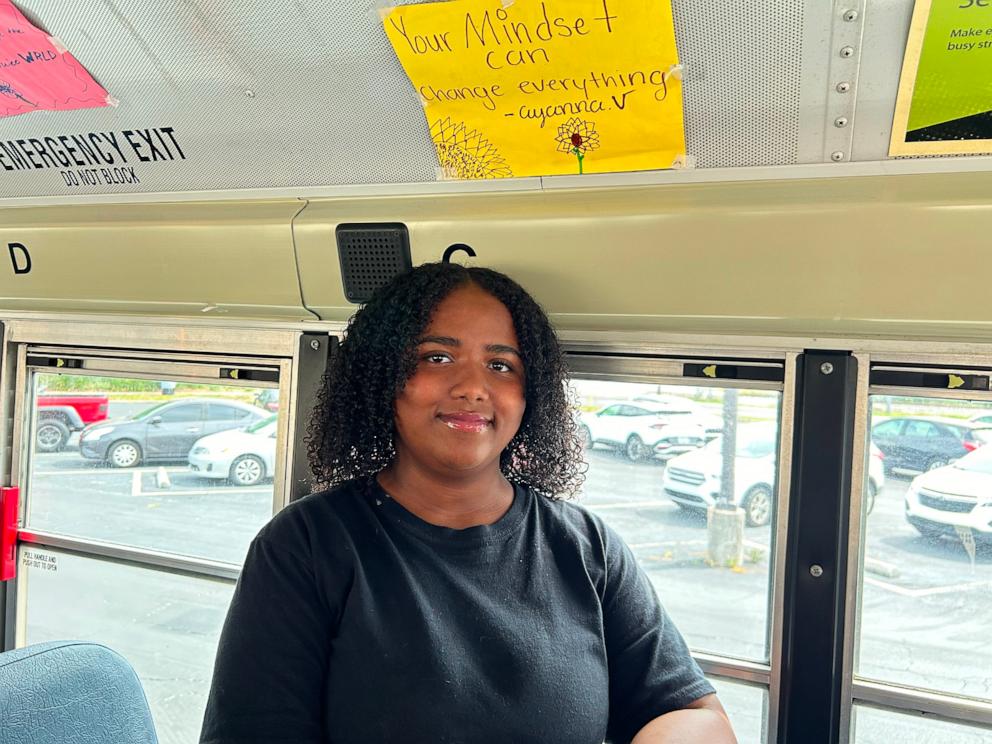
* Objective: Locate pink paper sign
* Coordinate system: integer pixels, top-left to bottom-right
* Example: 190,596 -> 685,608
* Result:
0,1 -> 112,119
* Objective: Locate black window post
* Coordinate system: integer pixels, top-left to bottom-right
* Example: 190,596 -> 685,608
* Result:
778,351 -> 857,744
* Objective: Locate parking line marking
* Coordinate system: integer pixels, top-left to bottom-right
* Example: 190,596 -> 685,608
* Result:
630,539 -> 707,549
132,470 -> 141,497
864,576 -> 992,598
33,467 -> 190,476
587,500 -> 671,510
135,486 -> 269,497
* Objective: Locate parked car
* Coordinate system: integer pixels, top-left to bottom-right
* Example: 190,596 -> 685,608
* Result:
871,417 -> 992,474
79,398 -> 269,468
864,443 -> 886,514
662,424 -> 885,527
253,388 -> 279,412
36,393 -> 110,453
631,394 -> 724,438
904,445 -> 992,543
967,412 -> 992,427
579,399 -> 713,461
189,415 -> 277,486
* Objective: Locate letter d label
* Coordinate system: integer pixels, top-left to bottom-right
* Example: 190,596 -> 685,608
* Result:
8,242 -> 31,275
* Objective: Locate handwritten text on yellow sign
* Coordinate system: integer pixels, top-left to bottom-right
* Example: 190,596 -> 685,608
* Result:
383,0 -> 685,179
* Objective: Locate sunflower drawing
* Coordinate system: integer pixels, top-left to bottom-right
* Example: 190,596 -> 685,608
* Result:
430,117 -> 513,180
555,118 -> 600,174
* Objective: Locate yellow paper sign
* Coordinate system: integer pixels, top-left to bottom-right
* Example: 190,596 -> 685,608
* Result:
382,0 -> 685,179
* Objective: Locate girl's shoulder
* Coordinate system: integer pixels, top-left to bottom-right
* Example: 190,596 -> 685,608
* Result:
255,479 -> 371,548
526,485 -> 621,555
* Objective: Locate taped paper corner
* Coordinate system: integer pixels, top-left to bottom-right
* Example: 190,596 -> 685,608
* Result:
671,153 -> 697,170
46,35 -> 68,54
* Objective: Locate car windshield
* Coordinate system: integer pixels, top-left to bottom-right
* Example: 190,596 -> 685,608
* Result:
246,415 -> 277,434
953,445 -> 992,474
130,401 -> 174,420
704,428 -> 776,458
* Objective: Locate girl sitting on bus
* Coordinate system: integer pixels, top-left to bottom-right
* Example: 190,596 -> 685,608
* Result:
200,262 -> 736,744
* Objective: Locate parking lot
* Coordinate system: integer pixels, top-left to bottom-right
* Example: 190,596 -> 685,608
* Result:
18,398 -> 992,744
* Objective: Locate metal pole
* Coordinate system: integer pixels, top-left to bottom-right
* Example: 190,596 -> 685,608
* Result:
720,389 -> 738,505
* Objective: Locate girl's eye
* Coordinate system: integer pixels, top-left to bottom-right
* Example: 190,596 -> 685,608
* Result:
422,352 -> 452,364
490,359 -> 514,373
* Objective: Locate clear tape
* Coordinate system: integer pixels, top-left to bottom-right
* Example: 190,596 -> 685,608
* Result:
371,0 -> 398,23
47,35 -> 68,54
105,94 -> 120,107
671,153 -> 697,170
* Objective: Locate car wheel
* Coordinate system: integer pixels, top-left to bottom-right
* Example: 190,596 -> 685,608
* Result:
229,455 -> 265,486
36,419 -> 70,453
625,435 -> 648,462
108,440 -> 142,468
579,425 -> 593,450
743,485 -> 773,527
865,481 -> 877,515
926,458 -> 948,472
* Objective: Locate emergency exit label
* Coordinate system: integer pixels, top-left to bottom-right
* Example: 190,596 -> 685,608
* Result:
0,126 -> 187,189
21,549 -> 58,572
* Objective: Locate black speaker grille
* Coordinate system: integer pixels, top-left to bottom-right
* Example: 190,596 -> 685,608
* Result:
335,223 -> 412,303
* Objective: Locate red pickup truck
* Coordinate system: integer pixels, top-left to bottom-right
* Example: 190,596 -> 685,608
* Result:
36,394 -> 110,453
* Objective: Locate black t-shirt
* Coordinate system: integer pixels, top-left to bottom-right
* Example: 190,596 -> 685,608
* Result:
200,480 -> 714,744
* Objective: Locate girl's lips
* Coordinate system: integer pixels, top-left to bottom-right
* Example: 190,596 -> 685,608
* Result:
438,413 -> 491,432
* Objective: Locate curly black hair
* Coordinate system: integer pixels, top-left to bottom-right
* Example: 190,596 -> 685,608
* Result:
307,262 -> 585,498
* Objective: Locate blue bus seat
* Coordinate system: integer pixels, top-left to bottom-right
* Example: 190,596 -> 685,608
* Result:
0,641 -> 158,744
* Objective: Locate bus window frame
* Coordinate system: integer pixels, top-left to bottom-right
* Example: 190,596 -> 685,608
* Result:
566,345 -> 797,744
843,354 -> 992,740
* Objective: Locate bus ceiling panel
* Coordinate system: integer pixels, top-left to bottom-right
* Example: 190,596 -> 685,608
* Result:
0,1 -> 987,205
850,0 -> 920,163
0,201 -> 310,319
294,172 -> 992,339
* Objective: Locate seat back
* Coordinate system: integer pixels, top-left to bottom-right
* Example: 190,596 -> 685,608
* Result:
0,641 -> 158,744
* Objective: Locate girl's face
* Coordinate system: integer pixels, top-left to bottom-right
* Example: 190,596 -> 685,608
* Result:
392,284 -> 526,479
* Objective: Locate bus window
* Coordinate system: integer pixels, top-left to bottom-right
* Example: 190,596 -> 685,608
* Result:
17,546 -> 233,744
16,352 -> 290,744
854,706 -> 992,743
27,372 -> 278,564
572,374 -> 784,743
852,388 -> 992,742
710,678 -> 767,744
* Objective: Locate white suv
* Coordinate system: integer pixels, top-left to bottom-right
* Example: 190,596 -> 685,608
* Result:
663,424 -> 885,527
904,444 -> 992,542
579,398 -> 718,462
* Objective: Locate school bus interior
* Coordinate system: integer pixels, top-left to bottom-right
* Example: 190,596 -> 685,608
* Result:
1,2 -> 991,744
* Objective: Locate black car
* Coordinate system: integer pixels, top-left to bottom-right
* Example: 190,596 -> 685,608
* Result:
870,416 -> 992,474
79,398 -> 268,468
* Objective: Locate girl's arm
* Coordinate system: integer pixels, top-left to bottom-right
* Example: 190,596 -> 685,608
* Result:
631,694 -> 737,744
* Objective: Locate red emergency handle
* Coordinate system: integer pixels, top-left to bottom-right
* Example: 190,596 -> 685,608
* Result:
1,486 -> 18,581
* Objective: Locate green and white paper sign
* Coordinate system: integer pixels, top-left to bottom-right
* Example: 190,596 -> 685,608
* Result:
891,0 -> 992,156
